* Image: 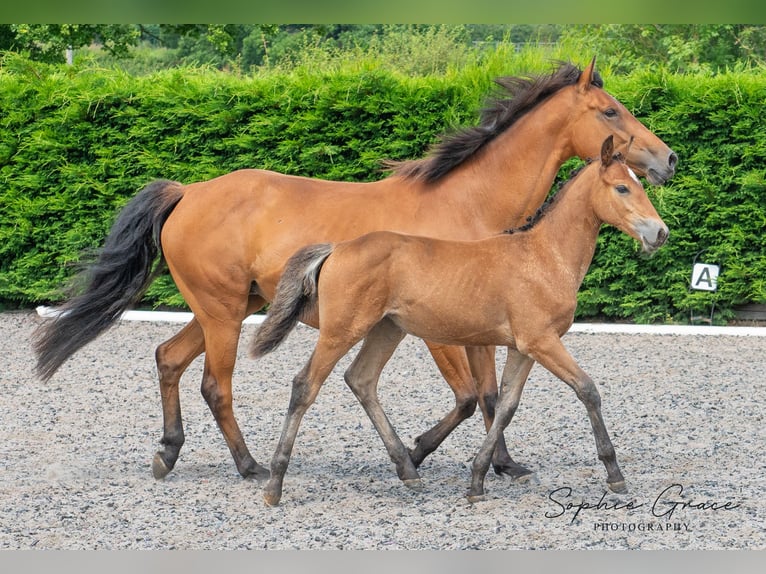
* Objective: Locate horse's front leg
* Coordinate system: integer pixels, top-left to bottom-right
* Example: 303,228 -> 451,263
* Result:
408,343 -> 478,468
467,345 -> 534,480
468,349 -> 535,502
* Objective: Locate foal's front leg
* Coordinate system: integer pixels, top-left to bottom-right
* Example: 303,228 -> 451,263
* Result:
412,343 -> 532,480
525,336 -> 626,493
468,349 -> 535,502
467,345 -> 534,480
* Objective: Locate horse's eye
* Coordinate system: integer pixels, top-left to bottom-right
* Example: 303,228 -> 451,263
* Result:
604,108 -> 618,118
615,185 -> 630,194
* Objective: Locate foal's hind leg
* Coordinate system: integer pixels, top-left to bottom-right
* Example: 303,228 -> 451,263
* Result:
467,345 -> 533,480
264,336 -> 357,506
343,319 -> 421,490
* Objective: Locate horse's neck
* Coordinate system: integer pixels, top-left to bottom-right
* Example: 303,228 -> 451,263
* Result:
435,99 -> 577,233
526,172 -> 603,290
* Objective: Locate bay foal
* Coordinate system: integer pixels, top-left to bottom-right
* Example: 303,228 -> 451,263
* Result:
252,136 -> 668,505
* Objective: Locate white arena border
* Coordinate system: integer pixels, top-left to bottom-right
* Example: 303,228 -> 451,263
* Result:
36,306 -> 766,337
37,305 -> 265,325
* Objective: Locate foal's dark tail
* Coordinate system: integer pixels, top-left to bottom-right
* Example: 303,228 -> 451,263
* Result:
33,179 -> 185,381
250,243 -> 334,358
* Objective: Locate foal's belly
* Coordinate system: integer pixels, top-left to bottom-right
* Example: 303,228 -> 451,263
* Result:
388,308 -> 515,348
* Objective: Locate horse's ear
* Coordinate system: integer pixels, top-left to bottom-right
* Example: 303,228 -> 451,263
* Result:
600,135 -> 614,166
577,56 -> 598,92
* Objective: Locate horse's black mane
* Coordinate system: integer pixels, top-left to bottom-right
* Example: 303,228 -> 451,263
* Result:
386,61 -> 603,184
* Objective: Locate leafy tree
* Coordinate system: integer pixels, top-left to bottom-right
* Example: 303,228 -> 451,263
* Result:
7,24 -> 140,63
560,24 -> 766,72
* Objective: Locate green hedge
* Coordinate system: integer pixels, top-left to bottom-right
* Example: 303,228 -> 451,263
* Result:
579,69 -> 766,322
1,56 -> 764,323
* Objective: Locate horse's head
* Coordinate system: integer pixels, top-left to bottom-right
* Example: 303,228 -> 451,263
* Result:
566,57 -> 677,185
593,135 -> 669,254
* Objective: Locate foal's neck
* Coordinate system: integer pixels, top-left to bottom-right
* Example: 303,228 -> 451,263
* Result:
524,169 -> 604,288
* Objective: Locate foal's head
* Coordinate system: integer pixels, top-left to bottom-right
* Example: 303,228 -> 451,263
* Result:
592,135 -> 669,254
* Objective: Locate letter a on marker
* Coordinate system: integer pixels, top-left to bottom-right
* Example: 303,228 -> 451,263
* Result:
691,263 -> 719,292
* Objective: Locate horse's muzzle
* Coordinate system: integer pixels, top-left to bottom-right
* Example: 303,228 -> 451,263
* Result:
646,150 -> 678,185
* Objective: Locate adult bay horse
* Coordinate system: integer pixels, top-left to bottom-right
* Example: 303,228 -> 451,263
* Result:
34,59 -> 676,482
251,135 -> 669,505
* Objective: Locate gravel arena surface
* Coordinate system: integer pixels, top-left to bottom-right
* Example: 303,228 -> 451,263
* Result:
1,310 -> 764,550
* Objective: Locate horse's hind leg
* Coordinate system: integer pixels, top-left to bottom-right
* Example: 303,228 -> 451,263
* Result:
467,345 -> 533,480
152,318 -> 206,479
343,319 -> 421,490
199,313 -> 269,481
152,295 -> 267,480
408,342 -> 478,468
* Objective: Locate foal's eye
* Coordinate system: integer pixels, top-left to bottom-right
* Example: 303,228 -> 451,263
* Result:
615,184 -> 630,194
604,108 -> 618,118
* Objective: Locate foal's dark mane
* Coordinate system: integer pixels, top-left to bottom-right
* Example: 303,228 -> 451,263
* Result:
503,163 -> 589,235
387,62 -> 603,184
503,151 -> 624,236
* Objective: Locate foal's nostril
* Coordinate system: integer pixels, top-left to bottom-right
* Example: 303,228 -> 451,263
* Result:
668,151 -> 678,171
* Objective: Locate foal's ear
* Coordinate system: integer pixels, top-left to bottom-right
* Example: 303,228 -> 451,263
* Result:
600,135 -> 614,166
577,56 -> 598,92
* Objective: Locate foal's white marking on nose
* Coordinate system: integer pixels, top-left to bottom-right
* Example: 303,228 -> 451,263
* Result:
628,167 -> 640,184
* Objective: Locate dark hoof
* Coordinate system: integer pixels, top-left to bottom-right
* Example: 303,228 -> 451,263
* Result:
466,491 -> 486,503
241,463 -> 270,482
263,480 -> 283,506
608,479 -> 628,494
403,478 -> 423,491
493,460 -> 534,481
152,452 -> 172,480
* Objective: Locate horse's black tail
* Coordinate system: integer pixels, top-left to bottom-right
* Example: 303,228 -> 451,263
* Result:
250,243 -> 334,359
33,179 -> 185,381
